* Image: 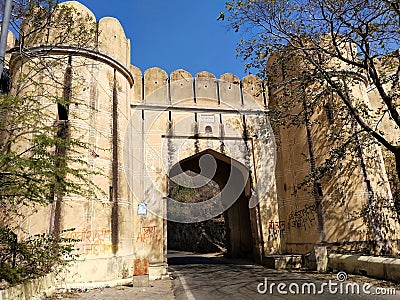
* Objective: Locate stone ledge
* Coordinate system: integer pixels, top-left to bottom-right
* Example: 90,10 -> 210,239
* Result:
0,274 -> 55,300
263,255 -> 302,270
56,278 -> 132,291
328,254 -> 400,283
149,263 -> 168,280
0,261 -> 169,300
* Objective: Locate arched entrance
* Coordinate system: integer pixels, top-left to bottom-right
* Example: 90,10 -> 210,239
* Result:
123,72 -> 279,277
167,149 -> 256,259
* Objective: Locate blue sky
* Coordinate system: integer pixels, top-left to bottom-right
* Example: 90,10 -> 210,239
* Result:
76,1 -> 249,79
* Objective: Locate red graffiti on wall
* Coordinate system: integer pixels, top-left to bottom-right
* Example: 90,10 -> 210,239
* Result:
136,226 -> 162,246
64,228 -> 116,256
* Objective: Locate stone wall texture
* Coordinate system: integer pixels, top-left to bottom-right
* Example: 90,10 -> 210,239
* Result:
2,0 -> 399,284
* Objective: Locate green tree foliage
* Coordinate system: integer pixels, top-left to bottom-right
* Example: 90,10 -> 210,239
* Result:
169,172 -> 220,204
0,93 -> 100,219
0,227 -> 78,285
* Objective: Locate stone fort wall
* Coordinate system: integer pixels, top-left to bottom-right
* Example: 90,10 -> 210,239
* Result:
2,0 -> 399,283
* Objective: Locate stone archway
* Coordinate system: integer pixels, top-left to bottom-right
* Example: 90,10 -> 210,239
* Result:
123,71 -> 280,276
167,149 -> 256,259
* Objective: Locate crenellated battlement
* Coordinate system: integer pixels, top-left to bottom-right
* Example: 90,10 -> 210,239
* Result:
13,0 -> 267,110
18,1 -> 131,68
98,16 -> 131,67
130,67 -> 267,111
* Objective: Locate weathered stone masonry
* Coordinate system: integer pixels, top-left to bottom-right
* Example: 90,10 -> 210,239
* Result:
3,1 -> 399,283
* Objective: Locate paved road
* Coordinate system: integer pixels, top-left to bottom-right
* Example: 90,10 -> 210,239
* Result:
50,279 -> 175,300
168,252 -> 400,300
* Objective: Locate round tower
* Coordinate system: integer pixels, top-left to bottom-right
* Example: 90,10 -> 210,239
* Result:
10,1 -> 135,282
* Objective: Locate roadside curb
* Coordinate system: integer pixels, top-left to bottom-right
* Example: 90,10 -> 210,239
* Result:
329,254 -> 400,283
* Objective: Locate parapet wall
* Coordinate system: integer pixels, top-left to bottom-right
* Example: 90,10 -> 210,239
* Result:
19,1 -> 131,68
130,66 -> 267,110
16,0 -> 265,111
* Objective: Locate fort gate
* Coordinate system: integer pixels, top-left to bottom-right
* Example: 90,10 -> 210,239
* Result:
123,68 -> 278,277
4,1 -> 400,283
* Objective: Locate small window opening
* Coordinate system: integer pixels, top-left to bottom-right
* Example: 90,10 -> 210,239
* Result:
58,103 -> 69,121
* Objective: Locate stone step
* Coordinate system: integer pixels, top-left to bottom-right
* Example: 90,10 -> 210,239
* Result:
263,255 -> 303,270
